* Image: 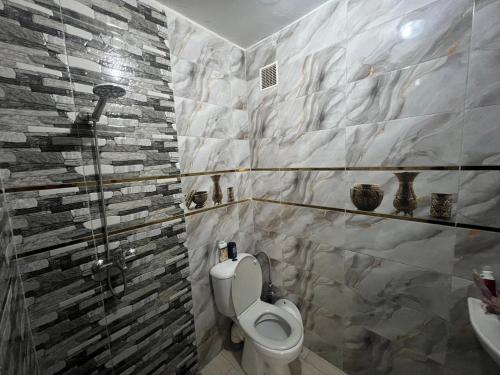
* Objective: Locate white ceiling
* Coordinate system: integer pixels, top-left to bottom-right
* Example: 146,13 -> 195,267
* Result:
159,0 -> 331,48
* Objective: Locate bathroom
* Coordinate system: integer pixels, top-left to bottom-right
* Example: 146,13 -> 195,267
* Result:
1,0 -> 500,373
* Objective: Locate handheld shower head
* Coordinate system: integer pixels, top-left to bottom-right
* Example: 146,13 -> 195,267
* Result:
91,83 -> 126,121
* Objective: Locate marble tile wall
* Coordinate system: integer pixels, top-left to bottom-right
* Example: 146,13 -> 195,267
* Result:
0,1 -> 199,374
245,0 -> 500,374
167,12 -> 252,367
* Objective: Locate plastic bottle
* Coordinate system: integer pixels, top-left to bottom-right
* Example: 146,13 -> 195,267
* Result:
480,265 -> 497,297
227,242 -> 237,261
218,241 -> 228,262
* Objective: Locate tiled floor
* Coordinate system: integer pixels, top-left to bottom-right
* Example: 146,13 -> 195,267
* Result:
201,347 -> 346,375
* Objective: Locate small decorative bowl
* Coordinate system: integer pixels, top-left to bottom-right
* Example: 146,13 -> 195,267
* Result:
193,191 -> 208,209
350,184 -> 384,211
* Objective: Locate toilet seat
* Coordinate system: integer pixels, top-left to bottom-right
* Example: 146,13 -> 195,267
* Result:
238,300 -> 303,351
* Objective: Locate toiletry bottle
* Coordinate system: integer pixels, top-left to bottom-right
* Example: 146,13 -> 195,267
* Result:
227,242 -> 237,261
218,241 -> 228,262
480,265 -> 497,297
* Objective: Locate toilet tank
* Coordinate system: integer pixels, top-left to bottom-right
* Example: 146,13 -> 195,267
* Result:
210,253 -> 251,318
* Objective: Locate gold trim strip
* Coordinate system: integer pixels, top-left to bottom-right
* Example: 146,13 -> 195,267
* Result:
4,169 -> 251,193
185,199 -> 250,216
252,198 -> 499,232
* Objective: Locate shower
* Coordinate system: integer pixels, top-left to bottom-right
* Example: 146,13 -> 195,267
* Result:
86,83 -> 133,298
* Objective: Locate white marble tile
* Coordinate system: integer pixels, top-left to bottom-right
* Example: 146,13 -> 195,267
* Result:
278,88 -> 346,136
461,105 -> 500,165
280,170 -> 346,208
347,0 -> 439,37
245,35 -> 277,81
346,112 -> 463,167
247,77 -> 280,138
174,97 -> 235,139
252,171 -> 280,200
346,53 -> 468,125
471,0 -> 500,50
250,137 -> 280,168
466,49 -> 500,108
346,0 -> 472,82
276,0 -> 347,65
457,170 -> 500,228
172,58 -> 231,106
279,128 -> 346,168
278,45 -> 346,102
178,136 -> 250,173
345,214 -> 456,274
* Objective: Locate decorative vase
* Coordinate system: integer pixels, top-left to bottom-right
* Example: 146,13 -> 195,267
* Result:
393,172 -> 419,216
227,187 -> 235,203
430,193 -> 453,219
193,191 -> 208,209
211,175 -> 223,205
350,184 -> 384,211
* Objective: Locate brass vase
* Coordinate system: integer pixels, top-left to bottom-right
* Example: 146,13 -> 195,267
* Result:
350,184 -> 384,211
393,172 -> 419,216
211,175 -> 223,205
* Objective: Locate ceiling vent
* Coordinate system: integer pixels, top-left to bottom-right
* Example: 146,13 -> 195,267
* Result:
260,62 -> 278,91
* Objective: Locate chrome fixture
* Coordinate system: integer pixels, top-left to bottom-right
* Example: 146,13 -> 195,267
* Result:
84,84 -> 132,298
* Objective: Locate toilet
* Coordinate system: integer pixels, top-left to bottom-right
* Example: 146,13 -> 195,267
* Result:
210,253 -> 304,375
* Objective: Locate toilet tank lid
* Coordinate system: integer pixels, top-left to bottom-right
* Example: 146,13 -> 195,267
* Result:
210,253 -> 252,280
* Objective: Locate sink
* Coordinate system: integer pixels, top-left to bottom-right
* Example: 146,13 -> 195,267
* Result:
468,297 -> 500,366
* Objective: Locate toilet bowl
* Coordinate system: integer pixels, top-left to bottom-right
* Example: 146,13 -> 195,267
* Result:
210,254 -> 304,375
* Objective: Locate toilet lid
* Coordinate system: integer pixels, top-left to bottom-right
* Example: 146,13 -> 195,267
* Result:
231,256 -> 262,316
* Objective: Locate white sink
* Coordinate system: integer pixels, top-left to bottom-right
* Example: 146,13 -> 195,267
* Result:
468,297 -> 500,366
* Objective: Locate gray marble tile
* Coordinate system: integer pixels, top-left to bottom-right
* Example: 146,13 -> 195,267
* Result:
281,233 -> 344,283
445,277 -> 499,375
466,49 -> 500,108
237,201 -> 254,235
346,170 -> 460,220
345,251 -> 451,320
282,263 -> 346,316
178,136 -> 250,173
230,77 -> 247,110
280,170 -> 346,208
453,228 -> 500,280
347,0 -> 439,37
229,46 -> 246,80
247,77 -> 279,138
461,105 -> 500,165
276,0 -> 347,65
346,112 -> 463,167
278,88 -> 346,136
168,14 -> 231,73
278,45 -> 346,102
279,128 -> 346,168
457,170 -> 500,228
280,205 -> 346,245
253,201 -> 282,233
346,0 -> 472,82
301,303 -> 344,368
471,0 -> 500,50
250,137 -> 280,168
345,215 -> 456,274
174,97 -> 235,139
245,35 -> 277,81
344,298 -> 448,375
252,171 -> 281,200
186,205 -> 240,251
346,53 -> 468,125
232,110 -> 249,139
172,57 -> 231,106
252,229 -> 283,261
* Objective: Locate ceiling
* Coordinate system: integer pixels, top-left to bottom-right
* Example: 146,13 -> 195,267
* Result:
159,0 -> 331,48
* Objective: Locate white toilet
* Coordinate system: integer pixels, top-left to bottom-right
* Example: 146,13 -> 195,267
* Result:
210,253 -> 304,375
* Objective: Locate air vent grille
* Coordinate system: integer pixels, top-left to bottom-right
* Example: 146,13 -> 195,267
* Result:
260,62 -> 278,90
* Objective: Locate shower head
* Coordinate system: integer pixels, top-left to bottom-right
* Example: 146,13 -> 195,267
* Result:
91,83 -> 126,121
